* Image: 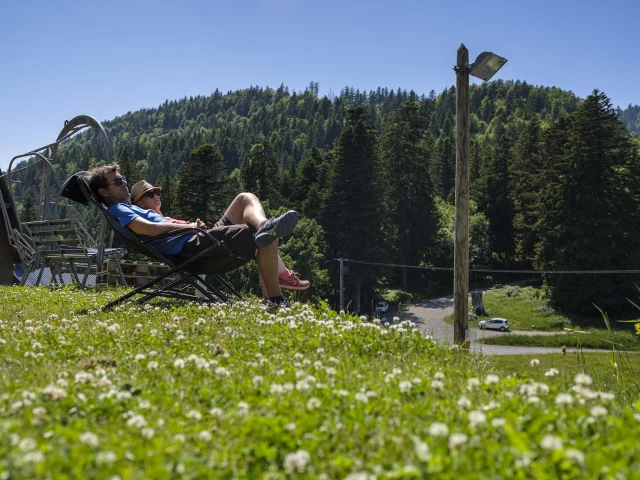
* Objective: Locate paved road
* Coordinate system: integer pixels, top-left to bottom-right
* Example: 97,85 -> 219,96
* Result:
405,295 -> 598,356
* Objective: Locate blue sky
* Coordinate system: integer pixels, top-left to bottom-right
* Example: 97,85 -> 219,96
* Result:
1,0 -> 638,171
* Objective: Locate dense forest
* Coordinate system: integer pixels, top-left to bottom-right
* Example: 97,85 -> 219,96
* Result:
5,81 -> 640,314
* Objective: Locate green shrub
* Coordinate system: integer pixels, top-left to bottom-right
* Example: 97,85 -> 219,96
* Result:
550,316 -> 572,329
380,289 -> 414,304
504,285 -> 521,297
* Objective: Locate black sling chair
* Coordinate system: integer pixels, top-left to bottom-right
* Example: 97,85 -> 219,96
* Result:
60,172 -> 249,310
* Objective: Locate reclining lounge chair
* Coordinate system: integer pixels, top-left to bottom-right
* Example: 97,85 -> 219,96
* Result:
60,172 -> 249,310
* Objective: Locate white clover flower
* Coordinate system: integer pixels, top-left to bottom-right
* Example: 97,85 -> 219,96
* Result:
544,368 -> 559,377
270,384 -> 285,394
491,417 -> 506,428
126,415 -> 147,428
134,354 -> 146,362
530,359 -> 540,367
428,422 -> 449,437
540,434 -> 563,451
173,359 -> 185,369
448,433 -> 468,449
399,381 -> 413,393
565,448 -> 585,465
285,423 -> 296,431
283,450 -> 311,474
574,373 -> 592,386
555,393 -> 573,406
199,430 -> 212,442
186,410 -> 202,421
252,375 -> 264,386
485,374 -> 500,385
22,451 -> 45,464
307,397 -> 322,410
147,361 -> 159,371
141,428 -> 155,439
96,451 -> 117,465
18,438 -> 37,452
527,395 -> 541,404
43,384 -> 67,401
215,367 -> 231,377
466,378 -> 480,390
237,401 -> 250,417
590,406 -> 607,417
468,410 -> 487,428
79,432 -> 99,447
174,434 -> 186,443
431,380 -> 444,391
355,392 -> 368,403
457,396 -> 472,409
434,371 -> 445,379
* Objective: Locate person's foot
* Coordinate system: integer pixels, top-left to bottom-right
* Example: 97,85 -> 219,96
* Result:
279,269 -> 310,291
255,210 -> 299,247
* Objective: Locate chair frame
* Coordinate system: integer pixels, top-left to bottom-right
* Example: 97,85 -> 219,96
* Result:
62,172 -> 247,310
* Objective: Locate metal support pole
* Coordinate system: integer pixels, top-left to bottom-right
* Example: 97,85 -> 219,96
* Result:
339,258 -> 344,312
454,44 -> 470,345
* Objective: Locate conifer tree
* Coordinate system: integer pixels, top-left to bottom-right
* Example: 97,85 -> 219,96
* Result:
322,107 -> 386,312
157,173 -> 174,218
380,101 -> 436,288
242,141 -> 281,207
535,90 -> 639,312
174,144 -> 227,223
21,194 -> 35,223
118,146 -> 141,187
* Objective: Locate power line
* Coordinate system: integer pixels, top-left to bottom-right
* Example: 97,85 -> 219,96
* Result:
335,258 -> 640,275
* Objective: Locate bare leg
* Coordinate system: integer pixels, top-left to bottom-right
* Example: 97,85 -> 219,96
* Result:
256,240 -> 281,297
258,271 -> 268,299
278,256 -> 287,275
222,193 -> 267,229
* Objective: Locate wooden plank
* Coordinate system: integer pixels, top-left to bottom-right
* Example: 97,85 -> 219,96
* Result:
31,229 -> 77,237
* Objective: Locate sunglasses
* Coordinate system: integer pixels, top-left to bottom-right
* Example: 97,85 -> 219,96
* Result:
143,189 -> 161,199
108,175 -> 127,187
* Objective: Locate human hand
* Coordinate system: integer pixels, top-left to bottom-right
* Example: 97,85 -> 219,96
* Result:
196,218 -> 207,229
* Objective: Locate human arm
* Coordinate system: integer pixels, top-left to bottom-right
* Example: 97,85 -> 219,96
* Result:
127,217 -> 198,237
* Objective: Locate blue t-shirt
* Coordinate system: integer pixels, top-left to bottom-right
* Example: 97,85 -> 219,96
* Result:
107,204 -> 190,256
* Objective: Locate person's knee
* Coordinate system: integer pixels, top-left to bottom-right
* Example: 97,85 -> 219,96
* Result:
236,192 -> 259,204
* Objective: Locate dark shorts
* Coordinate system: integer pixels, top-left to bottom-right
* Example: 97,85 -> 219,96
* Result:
178,216 -> 258,263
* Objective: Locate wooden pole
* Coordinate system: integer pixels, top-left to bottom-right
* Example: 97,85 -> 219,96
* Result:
454,44 -> 470,345
339,258 -> 344,311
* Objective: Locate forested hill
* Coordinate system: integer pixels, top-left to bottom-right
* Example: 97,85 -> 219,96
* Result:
8,81 -> 640,315
54,80 -> 586,182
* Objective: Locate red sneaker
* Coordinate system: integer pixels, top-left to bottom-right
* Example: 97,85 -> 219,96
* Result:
279,269 -> 310,291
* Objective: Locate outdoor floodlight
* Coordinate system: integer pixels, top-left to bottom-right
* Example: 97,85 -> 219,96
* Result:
469,52 -> 508,81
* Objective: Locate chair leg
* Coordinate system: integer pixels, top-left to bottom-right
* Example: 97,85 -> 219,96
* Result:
35,266 -> 45,286
114,258 -> 126,287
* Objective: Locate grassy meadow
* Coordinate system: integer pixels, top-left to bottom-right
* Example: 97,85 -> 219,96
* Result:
1,286 -> 639,479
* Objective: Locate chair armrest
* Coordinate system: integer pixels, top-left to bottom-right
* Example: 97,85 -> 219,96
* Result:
141,227 -> 222,246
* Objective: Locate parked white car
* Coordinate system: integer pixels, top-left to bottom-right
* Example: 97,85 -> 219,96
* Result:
375,301 -> 389,313
478,318 -> 510,331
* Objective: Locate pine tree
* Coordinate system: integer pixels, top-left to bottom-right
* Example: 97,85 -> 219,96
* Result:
380,101 -> 436,288
510,117 -> 543,265
174,144 -> 227,223
321,107 -> 387,312
21,194 -> 36,223
242,141 -> 281,208
535,90 -> 638,312
158,173 -> 174,218
118,146 -> 141,187
476,133 -> 515,267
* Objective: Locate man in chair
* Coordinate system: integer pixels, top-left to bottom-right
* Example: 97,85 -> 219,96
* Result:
130,179 -> 310,295
88,164 -> 298,305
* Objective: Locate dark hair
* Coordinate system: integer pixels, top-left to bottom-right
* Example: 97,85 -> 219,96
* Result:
88,164 -> 119,202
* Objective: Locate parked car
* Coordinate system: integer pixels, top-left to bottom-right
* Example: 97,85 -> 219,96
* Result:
375,301 -> 389,313
478,318 -> 510,331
